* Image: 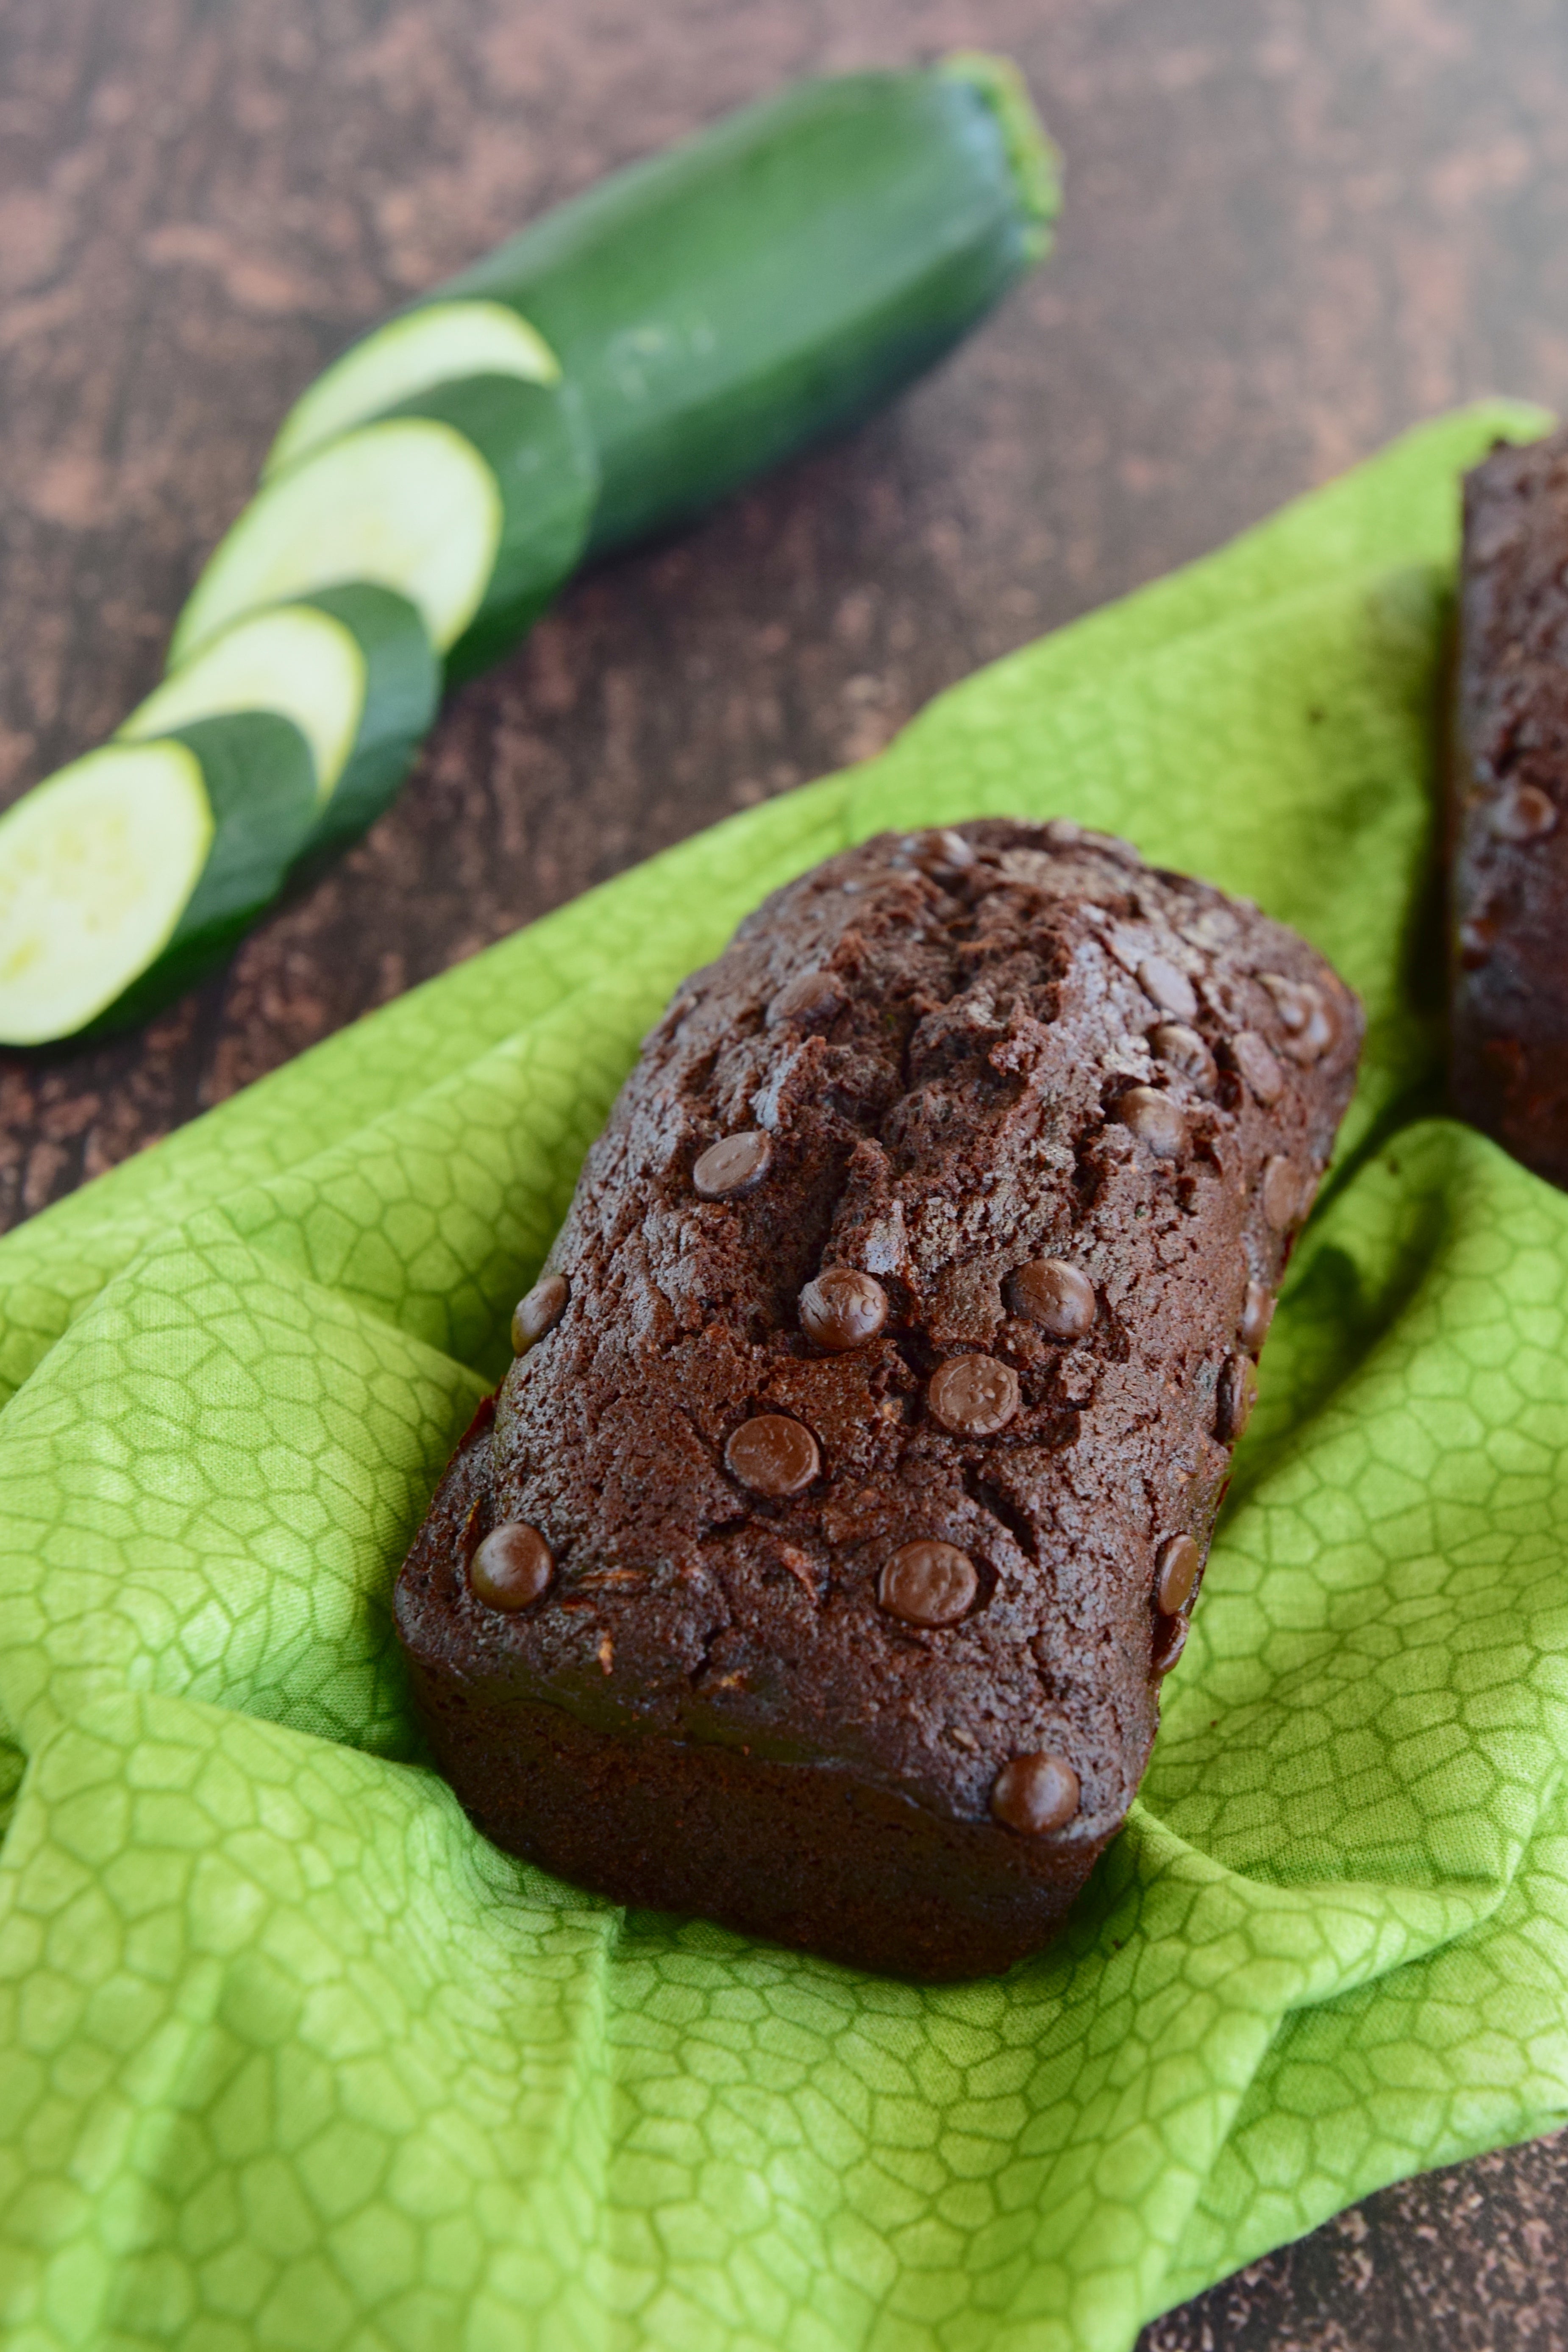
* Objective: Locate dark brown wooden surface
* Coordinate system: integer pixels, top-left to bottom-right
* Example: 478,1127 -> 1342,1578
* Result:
4,0 -> 1568,2340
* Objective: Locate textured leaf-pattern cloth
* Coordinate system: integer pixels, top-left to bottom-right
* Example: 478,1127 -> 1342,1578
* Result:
2,400 -> 1565,2352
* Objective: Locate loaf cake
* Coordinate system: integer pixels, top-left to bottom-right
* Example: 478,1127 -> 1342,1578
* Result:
1451,426 -> 1568,1187
396,819 -> 1362,1978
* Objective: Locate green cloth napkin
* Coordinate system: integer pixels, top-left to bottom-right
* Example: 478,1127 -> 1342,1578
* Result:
2,399 -> 1564,2352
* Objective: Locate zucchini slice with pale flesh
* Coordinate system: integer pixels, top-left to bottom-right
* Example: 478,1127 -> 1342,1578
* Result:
169,418 -> 506,665
122,603 -> 368,802
120,587 -> 439,858
169,376 -> 597,680
266,298 -> 561,475
0,744 -> 213,1046
0,712 -> 317,1045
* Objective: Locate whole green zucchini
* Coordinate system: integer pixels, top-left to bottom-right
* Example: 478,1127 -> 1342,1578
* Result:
0,55 -> 1058,1048
440,53 -> 1058,553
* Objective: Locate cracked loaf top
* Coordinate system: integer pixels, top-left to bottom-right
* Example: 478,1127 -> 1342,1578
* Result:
397,819 -> 1362,1932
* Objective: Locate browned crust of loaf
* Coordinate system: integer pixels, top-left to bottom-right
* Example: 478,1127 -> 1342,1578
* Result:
396,818 -> 1362,1977
412,1674 -> 1087,1980
1451,428 -> 1568,1187
404,1416 -> 1084,1978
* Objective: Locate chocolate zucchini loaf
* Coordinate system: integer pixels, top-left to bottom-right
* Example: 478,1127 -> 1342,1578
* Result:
396,820 -> 1362,1977
1451,427 -> 1568,1187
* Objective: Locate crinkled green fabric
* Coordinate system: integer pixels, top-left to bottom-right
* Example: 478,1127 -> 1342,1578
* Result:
1,400 -> 1564,2352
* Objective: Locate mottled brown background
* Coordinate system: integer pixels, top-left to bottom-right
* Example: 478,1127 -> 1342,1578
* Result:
3,0 -> 1568,2340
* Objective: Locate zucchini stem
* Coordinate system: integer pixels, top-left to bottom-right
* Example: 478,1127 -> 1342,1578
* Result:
941,51 -> 1062,260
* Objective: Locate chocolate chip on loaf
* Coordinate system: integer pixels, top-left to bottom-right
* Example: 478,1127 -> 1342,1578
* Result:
1216,1353 -> 1259,1443
1008,1257 -> 1096,1339
991,1752 -> 1081,1834
693,1130 -> 772,1197
1154,1534 -> 1201,1616
1118,1085 -> 1186,1157
1261,1154 -> 1305,1232
470,1522 -> 555,1611
769,967 -> 846,1031
1150,1612 -> 1190,1677
1229,1031 -> 1285,1106
879,1540 -> 977,1627
725,1413 -> 820,1496
1150,1022 -> 1218,1095
799,1268 -> 889,1351
1239,1279 -> 1275,1355
397,820 -> 1362,1979
511,1273 -> 568,1353
927,1355 -> 1020,1437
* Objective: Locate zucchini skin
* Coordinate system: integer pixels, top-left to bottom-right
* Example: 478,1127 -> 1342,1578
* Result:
442,66 -> 1057,555
295,585 -> 441,858
374,375 -> 600,681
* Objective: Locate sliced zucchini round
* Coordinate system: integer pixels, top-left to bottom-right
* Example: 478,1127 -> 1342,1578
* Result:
169,419 -> 504,665
121,603 -> 367,803
81,709 -> 320,1037
373,374 -> 599,679
266,297 -> 561,476
0,712 -> 320,1045
118,587 -> 439,863
0,742 -> 212,1045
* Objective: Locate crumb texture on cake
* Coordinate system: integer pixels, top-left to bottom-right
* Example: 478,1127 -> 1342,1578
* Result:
1452,428 -> 1568,1188
396,818 -> 1362,1977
